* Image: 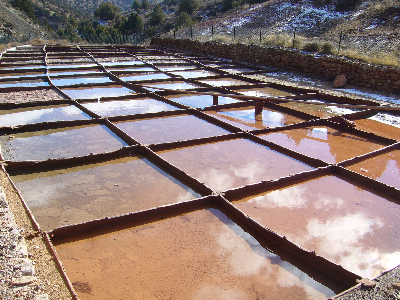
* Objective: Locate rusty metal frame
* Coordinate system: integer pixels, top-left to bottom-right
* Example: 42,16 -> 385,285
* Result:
1,43 -> 400,299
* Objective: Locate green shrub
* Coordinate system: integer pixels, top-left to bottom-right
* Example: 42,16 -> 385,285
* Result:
303,42 -> 320,53
320,42 -> 334,54
335,0 -> 362,11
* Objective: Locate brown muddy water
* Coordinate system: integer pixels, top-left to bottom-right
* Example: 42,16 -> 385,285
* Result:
236,86 -> 294,97
206,107 -> 304,131
258,126 -> 386,164
353,117 -> 400,141
171,70 -> 219,78
346,150 -> 400,190
115,114 -> 230,144
11,155 -> 200,231
232,175 -> 400,279
2,45 -> 400,300
198,78 -> 254,87
144,81 -> 201,91
158,138 -> 313,192
0,124 -> 127,161
55,208 -> 334,300
278,101 -> 359,118
166,94 -> 240,108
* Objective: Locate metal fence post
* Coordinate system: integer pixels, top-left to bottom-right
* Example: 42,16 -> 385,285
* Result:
260,29 -> 262,44
212,25 -> 214,36
338,31 -> 343,55
293,27 -> 296,48
174,30 -> 176,39
191,26 -> 193,39
233,26 -> 236,42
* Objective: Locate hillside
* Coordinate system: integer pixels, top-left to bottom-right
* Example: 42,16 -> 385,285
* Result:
173,0 -> 400,64
1,0 -> 399,64
0,0 -> 57,41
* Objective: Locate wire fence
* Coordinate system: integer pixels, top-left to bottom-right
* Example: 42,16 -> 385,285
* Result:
166,25 -> 400,62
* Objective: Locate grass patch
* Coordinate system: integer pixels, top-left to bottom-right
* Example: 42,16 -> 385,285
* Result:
341,49 -> 400,66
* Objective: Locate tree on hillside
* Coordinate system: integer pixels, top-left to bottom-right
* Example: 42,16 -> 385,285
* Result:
150,4 -> 165,26
141,0 -> 149,10
335,0 -> 362,11
11,0 -> 35,19
176,12 -> 191,28
94,2 -> 121,21
132,0 -> 141,12
125,12 -> 144,33
222,0 -> 240,11
178,0 -> 199,15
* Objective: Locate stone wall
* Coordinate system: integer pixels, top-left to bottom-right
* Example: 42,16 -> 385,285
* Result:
151,38 -> 400,94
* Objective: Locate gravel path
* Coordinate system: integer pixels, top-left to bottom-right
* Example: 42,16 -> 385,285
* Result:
0,186 -> 48,300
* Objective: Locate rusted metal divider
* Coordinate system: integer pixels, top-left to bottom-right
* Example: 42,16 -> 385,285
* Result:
0,118 -> 95,135
244,130 -> 329,168
0,99 -> 72,110
49,195 -> 218,242
5,146 -> 139,174
141,145 -> 214,196
333,165 -> 400,199
324,118 -> 399,145
223,167 -> 330,200
101,118 -> 140,146
107,108 -> 188,123
149,132 -> 241,152
338,142 -> 400,167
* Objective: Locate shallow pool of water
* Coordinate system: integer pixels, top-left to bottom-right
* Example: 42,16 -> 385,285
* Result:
144,81 -> 200,91
116,114 -> 230,144
237,87 -> 294,98
55,208 -> 334,300
48,64 -> 98,69
199,78 -> 254,87
171,70 -> 218,78
259,126 -> 386,164
206,108 -> 303,131
158,138 -> 313,192
1,124 -> 127,161
119,73 -> 171,82
157,65 -> 197,72
278,101 -> 359,118
233,175 -> 400,279
51,76 -> 113,87
82,98 -> 178,117
0,105 -> 90,127
62,85 -> 136,99
353,117 -> 400,141
345,150 -> 400,190
166,94 -> 239,108
11,155 -> 200,230
0,80 -> 49,89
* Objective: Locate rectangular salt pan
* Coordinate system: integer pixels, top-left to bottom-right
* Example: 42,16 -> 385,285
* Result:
116,114 -> 229,145
0,105 -> 90,127
233,175 -> 400,279
158,138 -> 313,192
55,208 -> 334,299
12,156 -> 200,231
1,124 -> 127,161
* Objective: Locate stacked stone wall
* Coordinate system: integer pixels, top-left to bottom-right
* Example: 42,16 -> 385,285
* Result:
151,37 -> 400,93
